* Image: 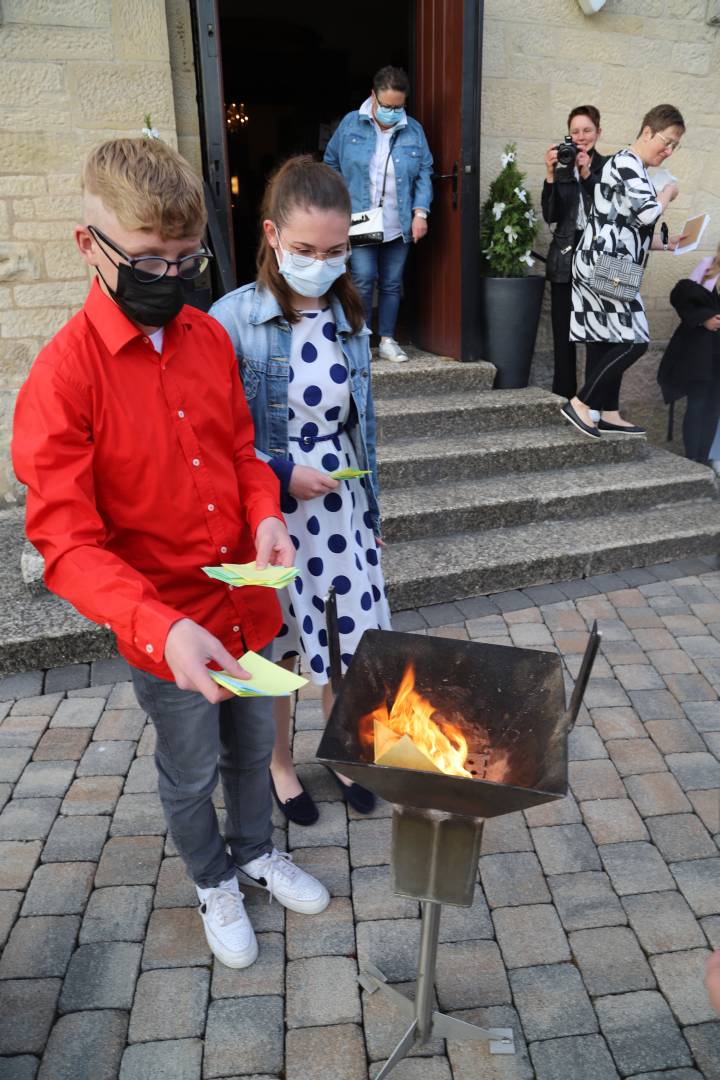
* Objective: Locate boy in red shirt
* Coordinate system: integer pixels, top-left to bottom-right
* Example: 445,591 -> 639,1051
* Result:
12,138 -> 329,969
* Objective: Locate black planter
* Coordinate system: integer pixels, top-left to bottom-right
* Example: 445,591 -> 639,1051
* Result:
479,275 -> 546,389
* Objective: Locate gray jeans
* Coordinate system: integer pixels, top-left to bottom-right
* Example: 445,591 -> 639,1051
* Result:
130,663 -> 275,888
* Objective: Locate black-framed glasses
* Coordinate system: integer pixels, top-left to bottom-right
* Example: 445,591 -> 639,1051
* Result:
375,100 -> 405,113
88,225 -> 213,283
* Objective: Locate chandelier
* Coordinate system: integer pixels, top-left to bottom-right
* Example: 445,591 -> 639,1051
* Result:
226,102 -> 249,135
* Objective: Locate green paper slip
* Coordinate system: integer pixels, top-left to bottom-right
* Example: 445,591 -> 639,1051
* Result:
210,650 -> 308,697
329,468 -> 371,480
202,562 -> 298,589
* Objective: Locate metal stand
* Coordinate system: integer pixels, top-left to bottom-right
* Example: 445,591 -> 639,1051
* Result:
357,809 -> 515,1078
360,900 -> 514,1079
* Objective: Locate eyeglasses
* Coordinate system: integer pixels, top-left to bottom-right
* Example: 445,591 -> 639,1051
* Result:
375,100 -> 405,113
277,232 -> 350,269
88,226 -> 213,282
654,133 -> 682,152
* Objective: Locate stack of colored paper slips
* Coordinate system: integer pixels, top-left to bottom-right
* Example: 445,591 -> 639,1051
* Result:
202,561 -> 299,589
210,650 -> 307,697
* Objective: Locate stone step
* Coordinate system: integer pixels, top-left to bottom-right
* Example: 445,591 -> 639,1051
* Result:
377,425 -> 646,487
380,449 -> 718,542
371,351 -> 495,399
382,498 -> 720,610
375,386 -> 562,440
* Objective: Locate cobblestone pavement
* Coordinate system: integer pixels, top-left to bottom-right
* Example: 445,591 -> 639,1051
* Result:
1,556 -> 720,1079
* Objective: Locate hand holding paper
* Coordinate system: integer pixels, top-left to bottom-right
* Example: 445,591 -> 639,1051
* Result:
209,650 -> 308,697
673,213 -> 710,257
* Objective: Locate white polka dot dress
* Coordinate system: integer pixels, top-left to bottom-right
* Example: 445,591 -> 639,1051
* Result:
271,308 -> 391,684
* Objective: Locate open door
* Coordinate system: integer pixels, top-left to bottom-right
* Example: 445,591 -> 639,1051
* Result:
413,0 -> 483,360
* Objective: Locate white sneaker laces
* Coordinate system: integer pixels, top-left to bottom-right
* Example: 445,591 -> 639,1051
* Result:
260,850 -> 296,904
205,886 -> 246,926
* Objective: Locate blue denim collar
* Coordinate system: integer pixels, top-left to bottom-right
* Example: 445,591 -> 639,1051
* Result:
248,283 -> 353,337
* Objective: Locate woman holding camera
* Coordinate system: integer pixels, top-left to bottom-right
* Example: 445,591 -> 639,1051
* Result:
542,105 -> 606,399
561,104 -> 685,439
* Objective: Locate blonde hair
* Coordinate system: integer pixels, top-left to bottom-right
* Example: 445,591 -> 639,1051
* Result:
82,138 -> 207,239
702,240 -> 720,285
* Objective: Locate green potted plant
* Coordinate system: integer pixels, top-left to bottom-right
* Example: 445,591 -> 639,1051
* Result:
479,143 -> 545,388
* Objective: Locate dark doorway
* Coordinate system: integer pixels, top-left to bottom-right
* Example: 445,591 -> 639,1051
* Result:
218,2 -> 412,287
192,0 -> 483,359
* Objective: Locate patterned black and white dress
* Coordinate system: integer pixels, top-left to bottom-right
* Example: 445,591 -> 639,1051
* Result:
570,149 -> 662,344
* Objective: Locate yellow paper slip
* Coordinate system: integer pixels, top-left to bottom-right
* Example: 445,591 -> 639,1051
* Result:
329,468 -> 370,480
221,562 -> 298,583
210,650 -> 308,697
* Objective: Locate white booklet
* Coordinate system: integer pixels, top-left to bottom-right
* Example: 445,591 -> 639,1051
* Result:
674,213 -> 710,256
649,168 -> 677,194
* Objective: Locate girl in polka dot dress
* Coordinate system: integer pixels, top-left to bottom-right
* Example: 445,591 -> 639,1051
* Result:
210,157 -> 391,824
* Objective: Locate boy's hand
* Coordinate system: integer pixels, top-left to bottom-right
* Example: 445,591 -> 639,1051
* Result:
289,465 -> 339,500
255,516 -> 295,569
165,618 -> 250,703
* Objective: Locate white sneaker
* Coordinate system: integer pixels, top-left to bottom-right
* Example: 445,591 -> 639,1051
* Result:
378,338 -> 408,362
196,875 -> 258,968
237,848 -> 330,914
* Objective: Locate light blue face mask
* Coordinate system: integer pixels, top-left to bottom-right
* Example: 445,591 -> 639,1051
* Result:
275,229 -> 347,299
375,104 -> 406,128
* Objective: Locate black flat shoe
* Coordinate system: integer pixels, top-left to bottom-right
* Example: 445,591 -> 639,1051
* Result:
270,773 -> 319,826
326,768 -> 376,814
597,419 -> 646,435
560,402 -> 600,439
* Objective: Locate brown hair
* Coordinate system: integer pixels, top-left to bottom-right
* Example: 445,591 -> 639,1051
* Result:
256,155 -> 365,333
567,105 -> 601,131
82,137 -> 206,239
702,241 -> 720,285
637,104 -> 686,137
373,65 -> 410,97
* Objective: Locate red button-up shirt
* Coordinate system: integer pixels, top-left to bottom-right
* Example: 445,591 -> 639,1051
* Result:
12,279 -> 283,680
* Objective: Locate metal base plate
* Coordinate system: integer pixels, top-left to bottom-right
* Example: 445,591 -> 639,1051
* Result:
360,965 -> 515,1079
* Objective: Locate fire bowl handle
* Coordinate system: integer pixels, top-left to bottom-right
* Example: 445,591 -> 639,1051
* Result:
566,620 -> 602,731
325,585 -> 342,694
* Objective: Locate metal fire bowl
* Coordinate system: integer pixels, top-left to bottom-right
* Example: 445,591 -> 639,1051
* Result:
316,629 -> 572,819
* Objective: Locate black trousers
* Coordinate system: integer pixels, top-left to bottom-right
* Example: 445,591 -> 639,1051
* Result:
550,281 -> 578,399
684,374 -> 720,462
578,340 -> 648,411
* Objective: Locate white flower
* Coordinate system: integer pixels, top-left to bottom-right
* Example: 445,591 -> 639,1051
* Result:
524,208 -> 537,225
514,186 -> 527,204
142,126 -> 161,140
520,250 -> 535,267
492,201 -> 506,221
501,151 -> 516,167
504,224 -> 518,245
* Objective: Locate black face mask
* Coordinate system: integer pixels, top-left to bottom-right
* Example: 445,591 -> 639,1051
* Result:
98,262 -> 185,328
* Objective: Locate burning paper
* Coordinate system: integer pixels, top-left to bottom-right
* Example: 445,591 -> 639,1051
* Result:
364,665 -> 473,778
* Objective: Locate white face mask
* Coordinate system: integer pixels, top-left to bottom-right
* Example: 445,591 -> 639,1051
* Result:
274,228 -> 347,299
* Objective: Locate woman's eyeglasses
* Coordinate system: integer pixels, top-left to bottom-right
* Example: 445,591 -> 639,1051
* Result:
655,133 -> 682,152
89,225 -> 213,283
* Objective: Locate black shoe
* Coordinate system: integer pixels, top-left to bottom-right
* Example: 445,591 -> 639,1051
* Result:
270,773 -> 319,826
560,402 -> 600,439
326,768 -> 376,814
597,419 -> 646,435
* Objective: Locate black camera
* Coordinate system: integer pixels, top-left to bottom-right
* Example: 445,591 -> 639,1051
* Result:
555,135 -> 579,168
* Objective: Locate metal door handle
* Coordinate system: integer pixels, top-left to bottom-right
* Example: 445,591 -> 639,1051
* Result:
432,162 -> 458,209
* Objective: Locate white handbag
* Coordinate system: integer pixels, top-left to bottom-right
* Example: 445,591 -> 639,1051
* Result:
348,132 -> 398,247
349,206 -> 384,246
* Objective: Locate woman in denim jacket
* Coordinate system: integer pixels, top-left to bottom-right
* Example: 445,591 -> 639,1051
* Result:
324,65 -> 433,362
210,157 -> 389,825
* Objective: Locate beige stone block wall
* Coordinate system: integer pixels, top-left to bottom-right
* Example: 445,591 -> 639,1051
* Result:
481,0 -> 720,359
0,0 -> 184,503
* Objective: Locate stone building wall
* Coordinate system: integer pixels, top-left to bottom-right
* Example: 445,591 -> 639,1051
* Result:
481,0 -> 720,367
0,0 -> 181,504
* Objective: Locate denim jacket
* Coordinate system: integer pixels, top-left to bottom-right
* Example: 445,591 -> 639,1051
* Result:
209,283 -> 381,535
324,110 -> 434,243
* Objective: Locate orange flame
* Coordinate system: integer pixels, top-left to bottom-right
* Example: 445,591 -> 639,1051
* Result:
361,664 -> 473,778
